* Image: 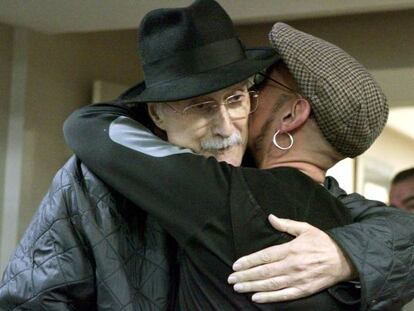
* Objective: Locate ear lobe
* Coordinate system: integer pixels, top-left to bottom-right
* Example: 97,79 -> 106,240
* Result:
147,103 -> 166,130
280,98 -> 311,132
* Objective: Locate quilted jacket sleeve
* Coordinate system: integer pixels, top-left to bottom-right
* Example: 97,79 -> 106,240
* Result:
325,176 -> 414,311
0,158 -> 96,311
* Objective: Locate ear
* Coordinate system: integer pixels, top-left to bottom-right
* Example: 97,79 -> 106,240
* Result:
147,103 -> 167,130
279,98 -> 311,133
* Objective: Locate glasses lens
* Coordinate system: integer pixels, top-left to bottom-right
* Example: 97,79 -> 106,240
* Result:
225,92 -> 250,118
183,91 -> 250,119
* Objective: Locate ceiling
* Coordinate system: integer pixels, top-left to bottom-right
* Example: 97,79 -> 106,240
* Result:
1,0 -> 414,34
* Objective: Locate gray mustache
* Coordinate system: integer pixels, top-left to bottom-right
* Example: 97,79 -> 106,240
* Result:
201,132 -> 242,150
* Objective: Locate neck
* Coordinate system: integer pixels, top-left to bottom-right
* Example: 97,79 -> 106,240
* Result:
252,119 -> 344,183
255,133 -> 342,184
259,158 -> 327,183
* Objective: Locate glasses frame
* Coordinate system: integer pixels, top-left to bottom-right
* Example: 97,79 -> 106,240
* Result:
254,72 -> 304,99
165,90 -> 259,116
249,90 -> 259,114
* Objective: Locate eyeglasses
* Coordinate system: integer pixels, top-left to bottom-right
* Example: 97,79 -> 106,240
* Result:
253,72 -> 303,98
165,90 -> 259,118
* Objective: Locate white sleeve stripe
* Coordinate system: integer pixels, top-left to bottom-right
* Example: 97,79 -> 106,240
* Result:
109,116 -> 193,158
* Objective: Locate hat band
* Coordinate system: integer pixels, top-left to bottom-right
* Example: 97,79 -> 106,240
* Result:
143,38 -> 246,87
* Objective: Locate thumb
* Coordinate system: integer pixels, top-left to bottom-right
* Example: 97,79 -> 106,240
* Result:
268,214 -> 311,237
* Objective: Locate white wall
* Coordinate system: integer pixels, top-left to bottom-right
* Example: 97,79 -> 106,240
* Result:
18,29 -> 141,234
365,126 -> 414,179
357,126 -> 414,203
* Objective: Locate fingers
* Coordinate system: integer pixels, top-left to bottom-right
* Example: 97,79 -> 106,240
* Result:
228,261 -> 288,284
232,244 -> 289,271
232,216 -> 313,272
268,214 -> 311,237
232,275 -> 290,293
228,217 -> 347,304
251,288 -> 304,303
231,270 -> 333,303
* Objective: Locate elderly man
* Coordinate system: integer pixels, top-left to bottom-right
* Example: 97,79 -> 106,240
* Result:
1,1 -> 413,310
390,168 -> 414,212
62,1 -> 414,310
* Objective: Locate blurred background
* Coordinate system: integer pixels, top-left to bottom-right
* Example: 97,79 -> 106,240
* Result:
0,0 -> 413,308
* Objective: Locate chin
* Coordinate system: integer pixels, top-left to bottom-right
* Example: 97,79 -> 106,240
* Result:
202,147 -> 243,167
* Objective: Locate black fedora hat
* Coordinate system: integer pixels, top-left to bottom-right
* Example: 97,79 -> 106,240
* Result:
118,0 -> 280,104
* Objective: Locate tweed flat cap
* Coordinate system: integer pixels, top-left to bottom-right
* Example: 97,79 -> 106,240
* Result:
269,22 -> 388,158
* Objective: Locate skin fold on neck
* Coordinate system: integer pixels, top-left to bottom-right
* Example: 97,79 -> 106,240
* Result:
255,120 -> 343,184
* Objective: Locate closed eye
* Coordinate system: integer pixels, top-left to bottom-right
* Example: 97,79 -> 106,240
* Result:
226,94 -> 246,106
184,101 -> 216,113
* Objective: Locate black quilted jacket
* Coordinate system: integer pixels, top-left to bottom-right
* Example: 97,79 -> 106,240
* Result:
0,156 -> 178,311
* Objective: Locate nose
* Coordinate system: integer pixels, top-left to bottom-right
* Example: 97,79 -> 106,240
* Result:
211,104 -> 235,137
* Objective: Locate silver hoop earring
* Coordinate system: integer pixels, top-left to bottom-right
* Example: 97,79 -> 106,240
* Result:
272,130 -> 294,150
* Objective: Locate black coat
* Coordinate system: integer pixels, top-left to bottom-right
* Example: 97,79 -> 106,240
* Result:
0,156 -> 178,311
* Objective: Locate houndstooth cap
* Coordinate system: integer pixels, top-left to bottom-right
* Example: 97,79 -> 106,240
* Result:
269,23 -> 388,158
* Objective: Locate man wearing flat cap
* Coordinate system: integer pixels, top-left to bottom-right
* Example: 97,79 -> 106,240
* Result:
1,0 -> 414,310
229,22 -> 407,310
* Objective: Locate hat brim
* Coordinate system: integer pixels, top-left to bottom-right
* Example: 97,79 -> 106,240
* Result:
118,47 -> 280,103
